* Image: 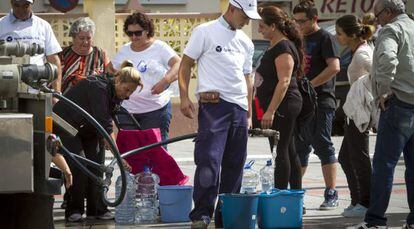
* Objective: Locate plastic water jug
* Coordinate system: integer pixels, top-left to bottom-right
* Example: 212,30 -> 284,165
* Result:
240,160 -> 259,194
135,166 -> 160,224
260,160 -> 274,193
115,172 -> 136,224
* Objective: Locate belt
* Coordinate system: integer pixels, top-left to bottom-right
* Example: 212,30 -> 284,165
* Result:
199,91 -> 220,103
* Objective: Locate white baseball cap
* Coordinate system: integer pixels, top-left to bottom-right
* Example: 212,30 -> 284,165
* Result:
229,0 -> 261,20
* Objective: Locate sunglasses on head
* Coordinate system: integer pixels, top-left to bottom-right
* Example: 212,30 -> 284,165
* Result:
125,30 -> 144,37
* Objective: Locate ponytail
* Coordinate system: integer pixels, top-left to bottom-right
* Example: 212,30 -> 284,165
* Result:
360,24 -> 375,41
281,19 -> 305,77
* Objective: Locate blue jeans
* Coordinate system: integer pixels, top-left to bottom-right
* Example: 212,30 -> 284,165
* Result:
365,97 -> 414,226
296,107 -> 337,167
132,102 -> 172,149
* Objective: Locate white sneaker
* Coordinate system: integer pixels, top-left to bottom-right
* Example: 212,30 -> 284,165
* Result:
346,222 -> 387,229
67,213 -> 83,222
402,224 -> 414,229
342,204 -> 367,218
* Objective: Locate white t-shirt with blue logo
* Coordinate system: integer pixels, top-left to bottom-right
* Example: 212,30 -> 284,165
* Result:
183,18 -> 254,111
111,39 -> 178,113
0,12 -> 62,65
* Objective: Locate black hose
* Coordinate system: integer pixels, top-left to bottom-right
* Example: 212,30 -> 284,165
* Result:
119,133 -> 198,160
115,129 -> 278,161
69,153 -> 107,172
42,86 -> 126,207
59,144 -> 104,186
42,86 -> 280,207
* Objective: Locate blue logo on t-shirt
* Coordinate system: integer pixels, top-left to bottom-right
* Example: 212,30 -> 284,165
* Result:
216,46 -> 222,52
6,36 -> 13,42
136,60 -> 147,73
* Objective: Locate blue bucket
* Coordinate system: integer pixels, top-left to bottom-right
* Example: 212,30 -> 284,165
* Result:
257,189 -> 305,229
219,193 -> 259,229
158,185 -> 193,223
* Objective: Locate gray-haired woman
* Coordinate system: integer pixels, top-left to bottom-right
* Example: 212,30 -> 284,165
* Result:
59,17 -> 109,93
58,17 -> 111,221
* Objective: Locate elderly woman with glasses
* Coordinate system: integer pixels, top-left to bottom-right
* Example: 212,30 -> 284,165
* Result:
108,12 -> 181,148
59,17 -> 109,93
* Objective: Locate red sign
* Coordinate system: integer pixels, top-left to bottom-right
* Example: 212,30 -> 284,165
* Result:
314,0 -> 375,19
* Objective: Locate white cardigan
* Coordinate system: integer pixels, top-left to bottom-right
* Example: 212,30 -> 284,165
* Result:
343,74 -> 380,132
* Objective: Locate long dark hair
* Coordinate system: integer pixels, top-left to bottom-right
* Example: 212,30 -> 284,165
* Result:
259,6 -> 305,77
336,15 -> 374,41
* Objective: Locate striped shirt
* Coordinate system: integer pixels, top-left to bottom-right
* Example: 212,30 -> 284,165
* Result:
59,45 -> 109,93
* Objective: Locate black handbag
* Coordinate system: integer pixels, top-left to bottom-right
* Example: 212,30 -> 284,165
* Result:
296,76 -> 318,142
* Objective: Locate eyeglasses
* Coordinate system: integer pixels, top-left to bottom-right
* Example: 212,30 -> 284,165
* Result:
293,18 -> 310,24
375,8 -> 386,18
125,30 -> 144,37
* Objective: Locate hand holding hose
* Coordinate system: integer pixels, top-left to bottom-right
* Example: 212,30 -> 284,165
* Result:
122,159 -> 132,172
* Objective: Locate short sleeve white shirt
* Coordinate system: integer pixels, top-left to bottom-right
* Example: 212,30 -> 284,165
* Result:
0,12 -> 62,65
183,17 -> 254,110
112,39 -> 178,113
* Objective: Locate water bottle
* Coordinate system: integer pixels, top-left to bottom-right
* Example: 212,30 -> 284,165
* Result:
135,166 -> 160,224
260,160 -> 274,193
240,160 -> 259,194
115,172 -> 136,224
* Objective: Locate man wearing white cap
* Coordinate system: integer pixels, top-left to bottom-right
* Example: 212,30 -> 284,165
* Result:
0,0 -> 62,94
179,0 -> 260,228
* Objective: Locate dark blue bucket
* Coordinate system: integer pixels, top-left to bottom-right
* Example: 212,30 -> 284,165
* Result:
257,189 -> 305,228
219,193 -> 259,229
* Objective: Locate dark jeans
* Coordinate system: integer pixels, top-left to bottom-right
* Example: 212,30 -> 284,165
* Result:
338,119 -> 371,207
56,127 -> 108,217
269,95 -> 302,189
132,102 -> 172,149
365,97 -> 414,226
296,107 -> 337,166
189,100 -> 248,221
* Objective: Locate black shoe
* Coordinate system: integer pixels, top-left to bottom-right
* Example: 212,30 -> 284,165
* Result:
60,200 -> 67,209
